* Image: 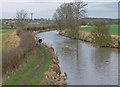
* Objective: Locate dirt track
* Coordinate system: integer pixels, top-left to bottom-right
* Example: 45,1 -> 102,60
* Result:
19,47 -> 46,85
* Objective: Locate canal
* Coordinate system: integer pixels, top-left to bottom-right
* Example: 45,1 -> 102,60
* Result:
38,30 -> 118,85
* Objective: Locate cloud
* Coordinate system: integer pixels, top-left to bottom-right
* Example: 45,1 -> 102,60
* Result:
2,2 -> 62,19
0,0 -> 74,2
78,0 -> 119,2
1,1 -> 118,19
86,2 -> 118,11
1,0 -> 119,2
86,2 -> 118,18
0,3 -> 1,19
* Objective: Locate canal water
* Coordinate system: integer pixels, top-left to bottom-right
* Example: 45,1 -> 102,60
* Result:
38,30 -> 118,85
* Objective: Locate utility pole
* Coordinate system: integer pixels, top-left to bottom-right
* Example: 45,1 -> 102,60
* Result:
30,13 -> 34,20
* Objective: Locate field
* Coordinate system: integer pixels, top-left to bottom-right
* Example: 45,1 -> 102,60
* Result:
80,24 -> 119,35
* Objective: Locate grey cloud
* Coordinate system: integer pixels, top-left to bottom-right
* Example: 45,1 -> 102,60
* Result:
1,1 -> 118,19
86,2 -> 118,18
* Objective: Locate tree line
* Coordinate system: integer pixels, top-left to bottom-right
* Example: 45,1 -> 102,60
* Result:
14,2 -> 112,47
53,1 -> 112,47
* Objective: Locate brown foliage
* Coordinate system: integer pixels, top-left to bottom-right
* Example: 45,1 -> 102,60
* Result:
42,46 -> 67,85
2,29 -> 35,78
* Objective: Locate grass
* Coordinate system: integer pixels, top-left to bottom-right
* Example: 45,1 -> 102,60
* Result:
80,24 -> 119,35
80,26 -> 96,32
29,46 -> 52,85
4,51 -> 39,85
4,48 -> 40,85
109,24 -> 119,35
0,29 -> 14,50
2,25 -> 15,29
0,29 -> 14,34
1,29 -> 15,50
4,44 -> 52,85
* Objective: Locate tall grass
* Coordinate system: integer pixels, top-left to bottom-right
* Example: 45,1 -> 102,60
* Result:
2,29 -> 35,79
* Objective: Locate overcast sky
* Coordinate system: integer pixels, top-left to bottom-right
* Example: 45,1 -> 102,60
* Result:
0,0 -> 119,19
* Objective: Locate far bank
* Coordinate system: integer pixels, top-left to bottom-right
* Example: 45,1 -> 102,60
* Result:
59,29 -> 120,48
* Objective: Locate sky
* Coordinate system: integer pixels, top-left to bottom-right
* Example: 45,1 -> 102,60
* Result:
0,0 -> 119,19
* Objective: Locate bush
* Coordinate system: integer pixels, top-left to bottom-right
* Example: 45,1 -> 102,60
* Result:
91,21 -> 112,47
2,29 -> 35,77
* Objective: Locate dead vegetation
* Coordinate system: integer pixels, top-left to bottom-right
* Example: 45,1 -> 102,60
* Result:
7,31 -> 20,49
2,29 -> 35,81
41,45 -> 67,86
2,30 -> 20,50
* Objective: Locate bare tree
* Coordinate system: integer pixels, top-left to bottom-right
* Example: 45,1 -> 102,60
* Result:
15,9 -> 28,29
53,1 -> 87,62
53,1 -> 87,38
53,3 -> 68,30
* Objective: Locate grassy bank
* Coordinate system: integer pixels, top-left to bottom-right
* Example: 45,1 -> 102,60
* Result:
1,29 -> 18,50
59,29 -> 119,48
0,29 -> 14,51
4,44 -> 52,85
80,24 -> 119,35
29,45 -> 52,85
2,29 -> 35,81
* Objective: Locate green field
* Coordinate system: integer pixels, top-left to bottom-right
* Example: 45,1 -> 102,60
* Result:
0,29 -> 14,34
80,24 -> 119,35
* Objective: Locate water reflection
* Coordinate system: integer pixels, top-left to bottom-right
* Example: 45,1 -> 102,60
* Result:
38,30 -> 118,85
92,47 -> 118,85
92,48 -> 111,71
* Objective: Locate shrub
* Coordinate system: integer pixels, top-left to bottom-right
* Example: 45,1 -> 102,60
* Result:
2,29 -> 35,78
91,21 -> 112,47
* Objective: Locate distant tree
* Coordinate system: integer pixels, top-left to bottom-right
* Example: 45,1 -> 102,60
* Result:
53,1 -> 87,39
15,10 -> 28,29
91,21 -> 112,47
53,3 -> 67,30
40,18 -> 45,21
